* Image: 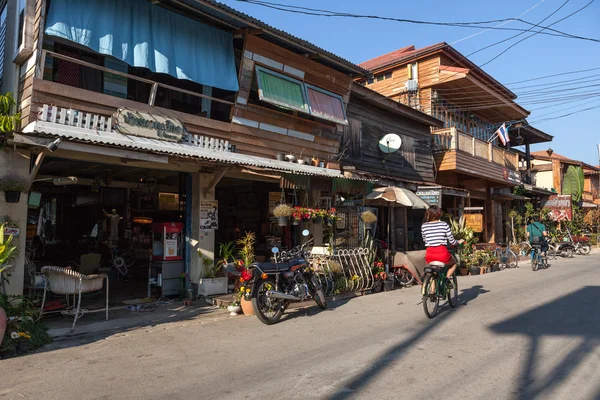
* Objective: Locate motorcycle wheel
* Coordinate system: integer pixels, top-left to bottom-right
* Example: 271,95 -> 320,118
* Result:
578,244 -> 591,255
561,248 -> 574,258
310,275 -> 327,310
251,279 -> 284,325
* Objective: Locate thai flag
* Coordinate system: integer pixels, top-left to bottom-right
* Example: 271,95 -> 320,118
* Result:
496,123 -> 510,146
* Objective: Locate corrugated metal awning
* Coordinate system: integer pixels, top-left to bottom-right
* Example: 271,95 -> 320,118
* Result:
19,121 -> 351,179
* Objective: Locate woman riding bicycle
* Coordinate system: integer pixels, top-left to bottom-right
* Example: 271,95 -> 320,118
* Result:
421,206 -> 462,283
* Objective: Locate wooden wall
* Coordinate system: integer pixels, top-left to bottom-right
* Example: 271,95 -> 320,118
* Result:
434,150 -> 515,186
344,94 -> 435,182
17,0 -> 45,126
231,33 -> 354,161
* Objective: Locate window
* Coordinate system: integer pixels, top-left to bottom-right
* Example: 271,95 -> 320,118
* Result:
306,84 -> 347,125
367,77 -> 374,84
14,0 -> 33,64
384,71 -> 392,79
0,4 -> 7,82
255,65 -> 308,114
376,74 -> 384,82
17,0 -> 25,47
254,65 -> 348,125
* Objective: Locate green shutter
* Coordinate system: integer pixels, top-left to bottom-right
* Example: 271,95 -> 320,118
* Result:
257,68 -> 307,112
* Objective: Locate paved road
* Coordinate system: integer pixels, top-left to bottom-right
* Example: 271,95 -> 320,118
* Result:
2,252 -> 600,400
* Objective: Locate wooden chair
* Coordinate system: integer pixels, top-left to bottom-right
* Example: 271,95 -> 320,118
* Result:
39,266 -> 109,332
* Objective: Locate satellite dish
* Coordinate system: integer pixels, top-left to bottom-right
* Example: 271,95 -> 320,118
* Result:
378,133 -> 402,154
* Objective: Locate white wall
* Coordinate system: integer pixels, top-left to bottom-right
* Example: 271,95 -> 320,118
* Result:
0,147 -> 31,295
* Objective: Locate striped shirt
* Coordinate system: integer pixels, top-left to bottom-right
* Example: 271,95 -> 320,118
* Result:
421,221 -> 457,247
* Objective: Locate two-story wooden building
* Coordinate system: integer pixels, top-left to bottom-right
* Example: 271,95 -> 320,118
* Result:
0,0 -> 446,297
357,42 -> 554,242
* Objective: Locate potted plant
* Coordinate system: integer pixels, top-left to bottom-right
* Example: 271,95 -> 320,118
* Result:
197,251 -> 228,297
291,207 -> 303,225
0,175 -> 29,204
313,208 -> 327,224
273,204 -> 293,226
0,224 -> 17,349
237,232 -> 256,316
361,211 -> 378,230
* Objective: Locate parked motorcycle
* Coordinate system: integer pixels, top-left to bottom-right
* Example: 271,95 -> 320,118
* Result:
565,227 -> 591,255
247,230 -> 326,325
547,241 -> 575,259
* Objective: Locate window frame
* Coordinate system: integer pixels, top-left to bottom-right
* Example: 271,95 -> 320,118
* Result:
254,65 -> 309,114
13,0 -> 34,64
305,83 -> 348,125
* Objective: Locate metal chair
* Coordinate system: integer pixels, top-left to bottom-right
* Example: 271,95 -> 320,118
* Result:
39,266 -> 109,332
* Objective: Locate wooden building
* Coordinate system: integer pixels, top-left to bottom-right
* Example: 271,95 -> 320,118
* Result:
357,42 -> 554,242
1,0 -> 376,296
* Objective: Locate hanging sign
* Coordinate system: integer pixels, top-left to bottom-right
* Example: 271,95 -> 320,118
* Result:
200,200 -> 219,229
114,108 -> 186,142
464,213 -> 484,233
503,168 -> 522,184
416,186 -> 442,207
541,195 -> 572,221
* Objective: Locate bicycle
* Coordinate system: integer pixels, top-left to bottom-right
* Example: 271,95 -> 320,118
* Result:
391,265 -> 416,287
494,242 -> 519,270
421,262 -> 458,319
110,247 -> 136,281
530,244 -> 548,272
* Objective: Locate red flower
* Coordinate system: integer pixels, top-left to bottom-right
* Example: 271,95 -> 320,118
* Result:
241,269 -> 253,281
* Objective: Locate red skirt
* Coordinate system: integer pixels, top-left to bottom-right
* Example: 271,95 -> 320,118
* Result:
425,245 -> 453,264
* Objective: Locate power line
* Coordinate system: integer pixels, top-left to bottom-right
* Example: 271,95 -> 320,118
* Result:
235,0 -> 600,42
480,0 -> 596,67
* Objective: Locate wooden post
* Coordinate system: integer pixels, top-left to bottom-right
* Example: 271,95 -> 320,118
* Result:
451,127 -> 457,150
472,136 -> 475,157
488,142 -> 493,162
404,207 -> 408,253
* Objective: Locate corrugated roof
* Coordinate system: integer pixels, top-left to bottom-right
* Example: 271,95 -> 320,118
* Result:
20,122 -> 353,179
358,43 -> 445,72
177,0 -> 368,76
359,45 -> 415,70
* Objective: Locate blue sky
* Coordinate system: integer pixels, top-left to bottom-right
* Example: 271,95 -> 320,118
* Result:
221,0 -> 600,165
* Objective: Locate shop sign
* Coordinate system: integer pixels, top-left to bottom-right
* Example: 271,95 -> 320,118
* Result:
503,168 -> 522,184
4,228 -> 19,237
541,195 -> 572,221
416,186 -> 442,207
165,239 -> 178,258
159,193 -> 179,211
114,108 -> 186,142
268,192 -> 281,214
464,213 -> 484,233
200,200 -> 218,229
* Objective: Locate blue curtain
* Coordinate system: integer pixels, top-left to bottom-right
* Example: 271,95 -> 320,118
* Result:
45,0 -> 239,91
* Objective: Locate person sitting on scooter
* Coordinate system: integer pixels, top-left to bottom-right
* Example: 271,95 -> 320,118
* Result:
421,206 -> 462,285
526,215 -> 548,256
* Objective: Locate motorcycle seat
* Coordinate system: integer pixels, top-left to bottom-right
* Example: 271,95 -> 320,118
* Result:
258,258 -> 305,272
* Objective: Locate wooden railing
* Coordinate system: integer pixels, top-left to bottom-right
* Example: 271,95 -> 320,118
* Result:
37,104 -> 233,152
432,127 -> 519,170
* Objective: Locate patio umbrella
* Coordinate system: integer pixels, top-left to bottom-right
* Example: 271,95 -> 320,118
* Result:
366,187 -> 430,270
365,187 -> 430,209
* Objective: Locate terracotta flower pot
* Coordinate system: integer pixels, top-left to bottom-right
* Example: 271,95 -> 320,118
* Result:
241,297 -> 254,316
458,268 -> 469,276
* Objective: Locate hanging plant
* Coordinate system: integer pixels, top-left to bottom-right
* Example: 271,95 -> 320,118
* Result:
273,204 -> 293,226
361,211 -> 377,224
0,175 -> 30,204
0,93 -> 21,150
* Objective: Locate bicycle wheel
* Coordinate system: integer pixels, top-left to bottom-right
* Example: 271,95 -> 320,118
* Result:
495,248 -> 506,270
531,255 -> 538,272
396,268 -> 415,286
422,274 -> 440,319
447,274 -> 458,308
121,252 -> 137,267
507,250 -> 519,268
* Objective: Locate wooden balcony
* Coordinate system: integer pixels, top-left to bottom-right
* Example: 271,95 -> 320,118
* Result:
432,127 -> 521,184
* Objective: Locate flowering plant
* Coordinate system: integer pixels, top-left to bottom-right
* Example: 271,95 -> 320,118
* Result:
372,259 -> 386,280
292,206 -> 314,221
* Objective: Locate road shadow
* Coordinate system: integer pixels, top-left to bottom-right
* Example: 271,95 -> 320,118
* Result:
489,286 -> 600,400
327,285 -> 488,400
459,285 -> 490,306
280,298 -> 353,322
